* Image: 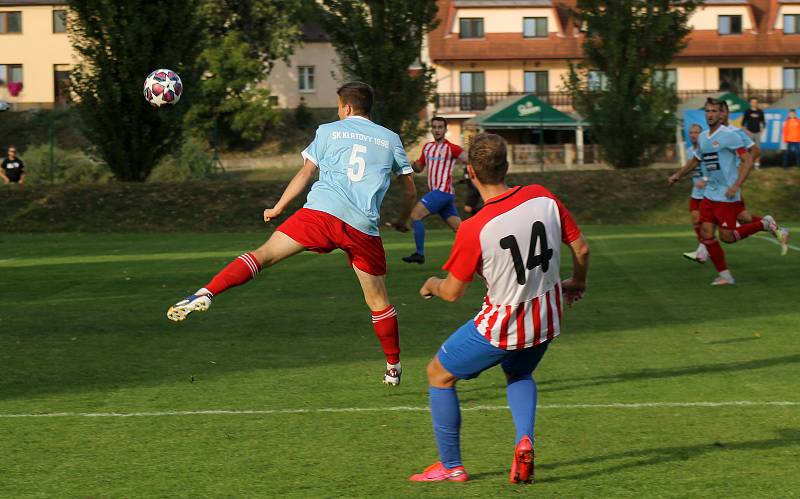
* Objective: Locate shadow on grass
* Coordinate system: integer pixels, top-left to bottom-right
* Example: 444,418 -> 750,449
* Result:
536,429 -> 800,483
534,354 -> 800,394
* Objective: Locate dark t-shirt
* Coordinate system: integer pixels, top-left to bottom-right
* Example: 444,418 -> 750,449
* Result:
741,108 -> 766,133
1,157 -> 25,182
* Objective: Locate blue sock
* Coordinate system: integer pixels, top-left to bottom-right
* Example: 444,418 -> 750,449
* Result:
429,386 -> 462,468
506,375 -> 537,444
413,220 -> 425,255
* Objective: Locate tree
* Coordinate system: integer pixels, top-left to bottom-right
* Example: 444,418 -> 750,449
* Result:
186,0 -> 305,147
566,0 -> 700,168
315,0 -> 439,144
69,1 -> 204,181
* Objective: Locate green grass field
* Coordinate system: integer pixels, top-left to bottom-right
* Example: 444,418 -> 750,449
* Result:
1,227 -> 798,498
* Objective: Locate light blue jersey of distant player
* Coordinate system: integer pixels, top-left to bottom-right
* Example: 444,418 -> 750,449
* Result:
687,144 -> 704,200
693,125 -> 746,202
301,116 -> 413,236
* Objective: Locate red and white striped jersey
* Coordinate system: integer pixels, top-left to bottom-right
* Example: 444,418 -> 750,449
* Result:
443,185 -> 582,350
417,139 -> 464,195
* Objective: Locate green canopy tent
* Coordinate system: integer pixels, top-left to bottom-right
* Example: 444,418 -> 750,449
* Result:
463,94 -> 583,168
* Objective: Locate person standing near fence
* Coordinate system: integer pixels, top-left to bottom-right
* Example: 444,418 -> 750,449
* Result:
782,109 -> 800,168
1,146 -> 25,185
741,98 -> 765,168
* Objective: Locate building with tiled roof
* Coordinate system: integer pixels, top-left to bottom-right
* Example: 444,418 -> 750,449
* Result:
428,0 -> 800,145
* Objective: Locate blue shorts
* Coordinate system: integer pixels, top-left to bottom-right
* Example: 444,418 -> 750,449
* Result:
421,190 -> 459,221
438,320 -> 550,380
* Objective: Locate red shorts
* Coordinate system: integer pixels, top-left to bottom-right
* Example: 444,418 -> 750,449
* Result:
699,198 -> 746,229
689,198 -> 702,212
277,208 -> 387,276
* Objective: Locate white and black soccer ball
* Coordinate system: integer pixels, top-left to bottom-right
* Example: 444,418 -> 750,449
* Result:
143,69 -> 183,107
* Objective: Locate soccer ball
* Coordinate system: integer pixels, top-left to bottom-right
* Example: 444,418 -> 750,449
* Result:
143,69 -> 183,107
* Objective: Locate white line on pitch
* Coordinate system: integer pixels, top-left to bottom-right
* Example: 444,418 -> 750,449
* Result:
754,235 -> 800,252
0,400 -> 797,419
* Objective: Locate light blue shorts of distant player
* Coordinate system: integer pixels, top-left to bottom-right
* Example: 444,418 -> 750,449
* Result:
437,320 -> 550,380
421,190 -> 459,220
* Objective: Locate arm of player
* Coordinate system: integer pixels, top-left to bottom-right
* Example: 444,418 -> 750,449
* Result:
561,235 -> 590,307
393,173 -> 417,226
727,149 -> 753,199
668,156 -> 700,185
411,159 -> 425,173
456,150 -> 468,164
419,273 -> 470,303
263,158 -> 317,222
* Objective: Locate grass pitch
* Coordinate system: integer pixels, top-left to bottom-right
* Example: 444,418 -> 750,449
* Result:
0,226 -> 798,498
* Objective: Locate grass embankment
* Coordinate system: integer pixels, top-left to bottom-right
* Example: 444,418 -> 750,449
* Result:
1,168 -> 798,232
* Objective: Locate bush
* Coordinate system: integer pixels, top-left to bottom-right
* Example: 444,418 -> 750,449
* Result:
21,145 -> 112,185
148,136 -> 217,182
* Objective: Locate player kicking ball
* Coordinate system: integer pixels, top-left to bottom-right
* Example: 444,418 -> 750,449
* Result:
409,133 -> 590,483
401,117 -> 467,264
167,82 -> 416,386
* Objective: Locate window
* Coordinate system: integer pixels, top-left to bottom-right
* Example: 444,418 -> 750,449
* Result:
718,68 -> 743,93
588,70 -> 607,91
653,68 -> 677,88
524,71 -> 549,94
459,71 -> 486,110
459,18 -> 484,39
783,68 -> 800,91
268,95 -> 279,106
523,17 -> 547,38
54,65 -> 70,103
784,14 -> 800,34
718,15 -> 742,35
53,10 -> 67,33
0,11 -> 22,33
298,66 -> 315,92
0,64 -> 23,84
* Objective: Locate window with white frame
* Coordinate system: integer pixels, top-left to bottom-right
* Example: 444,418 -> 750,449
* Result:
459,18 -> 484,39
653,68 -> 677,88
298,66 -> 315,92
53,10 -> 67,33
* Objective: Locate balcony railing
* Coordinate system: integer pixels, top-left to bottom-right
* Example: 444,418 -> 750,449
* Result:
435,89 -> 798,116
434,92 -> 573,114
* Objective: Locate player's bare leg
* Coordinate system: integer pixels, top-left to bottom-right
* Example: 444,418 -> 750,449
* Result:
445,215 -> 461,233
684,209 -> 707,264
167,231 -> 304,321
353,266 -> 403,385
700,222 -> 735,285
403,201 -> 431,264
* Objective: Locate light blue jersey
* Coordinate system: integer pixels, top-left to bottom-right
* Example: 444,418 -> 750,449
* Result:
729,125 -> 754,167
687,144 -> 704,200
693,125 -> 746,202
301,116 -> 413,236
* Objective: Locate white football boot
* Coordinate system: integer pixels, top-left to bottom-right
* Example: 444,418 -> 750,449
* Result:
383,363 -> 402,386
167,293 -> 212,321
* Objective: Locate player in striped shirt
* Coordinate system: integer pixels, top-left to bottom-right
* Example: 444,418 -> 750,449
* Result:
166,82 -> 417,386
409,133 -> 590,484
401,117 -> 468,264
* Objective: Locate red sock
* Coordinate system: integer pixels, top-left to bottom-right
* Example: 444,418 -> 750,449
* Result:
702,238 -> 728,272
733,221 -> 763,241
205,253 -> 261,296
372,305 -> 400,364
750,215 -> 762,225
693,223 -> 702,241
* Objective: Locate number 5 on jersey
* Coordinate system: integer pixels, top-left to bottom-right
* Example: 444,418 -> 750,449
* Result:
500,221 -> 553,285
348,144 -> 367,182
